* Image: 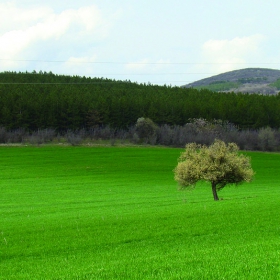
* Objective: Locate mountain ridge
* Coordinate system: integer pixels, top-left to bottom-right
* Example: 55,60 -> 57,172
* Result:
183,68 -> 280,94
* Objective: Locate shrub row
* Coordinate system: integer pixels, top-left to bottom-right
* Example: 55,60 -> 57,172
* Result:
0,122 -> 279,151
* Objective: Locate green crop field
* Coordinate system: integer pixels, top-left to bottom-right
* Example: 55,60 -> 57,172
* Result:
1,146 -> 280,279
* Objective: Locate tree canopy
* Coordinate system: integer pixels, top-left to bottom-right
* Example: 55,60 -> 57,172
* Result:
174,139 -> 254,200
0,71 -> 280,131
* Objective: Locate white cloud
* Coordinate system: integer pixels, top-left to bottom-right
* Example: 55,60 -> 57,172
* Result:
0,3 -> 111,71
199,34 -> 265,73
0,3 -> 48,31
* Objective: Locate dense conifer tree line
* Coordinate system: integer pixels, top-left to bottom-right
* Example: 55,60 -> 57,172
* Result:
0,71 -> 280,131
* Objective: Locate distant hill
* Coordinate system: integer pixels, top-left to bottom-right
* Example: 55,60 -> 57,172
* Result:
183,68 -> 280,94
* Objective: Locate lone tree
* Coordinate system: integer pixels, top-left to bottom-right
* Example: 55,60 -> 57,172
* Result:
174,139 -> 254,200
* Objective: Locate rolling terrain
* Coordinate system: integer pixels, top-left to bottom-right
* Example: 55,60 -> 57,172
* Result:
183,68 -> 280,94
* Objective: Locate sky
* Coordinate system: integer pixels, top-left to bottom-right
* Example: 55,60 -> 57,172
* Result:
1,0 -> 280,86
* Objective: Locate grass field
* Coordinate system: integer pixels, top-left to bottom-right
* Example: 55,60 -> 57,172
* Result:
1,145 -> 280,279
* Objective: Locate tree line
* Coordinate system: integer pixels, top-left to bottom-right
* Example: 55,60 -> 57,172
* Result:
1,71 -> 280,131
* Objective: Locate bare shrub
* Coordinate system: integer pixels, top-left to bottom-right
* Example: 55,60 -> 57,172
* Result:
237,130 -> 259,150
115,128 -> 130,143
66,130 -> 83,146
0,121 -> 279,151
27,129 -> 56,145
0,127 -> 8,143
99,126 -> 115,139
195,132 -> 216,146
7,128 -> 27,143
147,134 -> 157,145
258,127 -> 277,151
220,130 -> 240,144
157,124 -> 174,146
131,133 -> 140,144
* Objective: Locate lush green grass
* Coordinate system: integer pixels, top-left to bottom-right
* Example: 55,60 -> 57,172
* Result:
1,146 -> 280,279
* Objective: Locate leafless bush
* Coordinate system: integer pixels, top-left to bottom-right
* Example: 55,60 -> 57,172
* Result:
157,124 -> 174,146
0,122 -> 280,151
27,129 -> 56,145
156,121 -> 226,147
220,130 -> 240,144
131,133 -> 140,144
65,130 -> 83,146
88,126 -> 116,140
236,130 -> 259,150
258,127 -> 277,151
1,128 -> 27,143
0,127 -> 8,143
115,128 -> 130,143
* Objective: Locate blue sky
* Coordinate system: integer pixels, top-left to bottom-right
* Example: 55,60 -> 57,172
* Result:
1,0 -> 280,86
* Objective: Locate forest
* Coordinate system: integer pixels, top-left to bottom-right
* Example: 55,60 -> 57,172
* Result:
1,71 -> 280,132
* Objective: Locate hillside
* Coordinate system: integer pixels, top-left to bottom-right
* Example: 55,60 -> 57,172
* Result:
183,68 -> 280,94
1,71 -> 280,130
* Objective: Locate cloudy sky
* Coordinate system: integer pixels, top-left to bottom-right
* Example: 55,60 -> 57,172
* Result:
1,0 -> 280,86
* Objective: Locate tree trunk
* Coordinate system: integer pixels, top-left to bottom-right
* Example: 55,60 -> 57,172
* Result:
211,182 -> 219,201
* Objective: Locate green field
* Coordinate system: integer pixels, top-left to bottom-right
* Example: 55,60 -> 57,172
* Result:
1,146 -> 280,279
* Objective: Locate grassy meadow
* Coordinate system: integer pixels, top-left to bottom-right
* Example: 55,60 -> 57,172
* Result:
0,145 -> 280,279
